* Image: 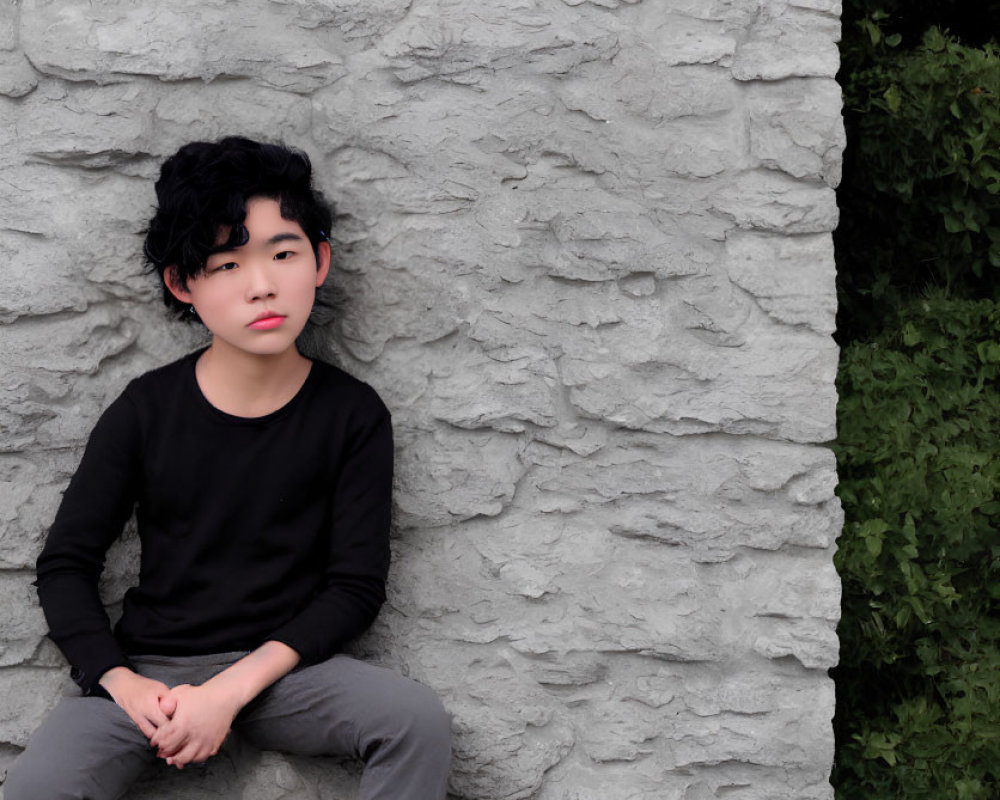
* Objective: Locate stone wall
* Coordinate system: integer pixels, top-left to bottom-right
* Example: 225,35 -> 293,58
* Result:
0,0 -> 845,798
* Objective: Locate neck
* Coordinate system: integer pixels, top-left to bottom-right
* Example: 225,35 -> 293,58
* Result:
195,340 -> 312,418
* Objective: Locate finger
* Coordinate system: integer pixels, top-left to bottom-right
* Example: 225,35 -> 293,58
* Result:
150,722 -> 179,752
159,693 -> 178,717
159,744 -> 184,762
111,697 -> 156,740
158,742 -> 184,759
191,743 -> 216,765
132,714 -> 157,740
159,726 -> 189,758
166,743 -> 198,768
146,703 -> 170,730
155,732 -> 185,758
143,712 -> 166,736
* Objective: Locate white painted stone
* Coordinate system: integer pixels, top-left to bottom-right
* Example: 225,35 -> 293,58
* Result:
724,232 -> 837,334
0,51 -> 36,97
635,15 -> 737,66
0,239 -> 86,322
790,0 -> 842,12
559,57 -> 737,124
380,0 -> 619,85
0,454 -> 78,569
560,324 -> 838,442
427,350 -> 560,433
393,428 -> 526,527
0,573 -> 45,666
711,172 -> 839,234
0,667 -> 68,745
733,38 -> 840,81
752,617 -> 840,669
20,0 -> 348,91
18,83 -> 156,167
748,558 -> 842,623
153,83 -> 315,146
748,79 -> 846,185
0,0 -> 16,51
560,0 -> 640,8
268,0 -> 411,42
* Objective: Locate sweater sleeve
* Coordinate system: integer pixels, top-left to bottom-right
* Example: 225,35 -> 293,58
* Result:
267,403 -> 393,663
36,391 -> 141,693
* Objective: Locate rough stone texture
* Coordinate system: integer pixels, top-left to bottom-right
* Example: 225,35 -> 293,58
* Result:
0,1 -> 843,798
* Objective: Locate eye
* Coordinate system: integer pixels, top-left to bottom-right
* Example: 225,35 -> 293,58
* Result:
274,250 -> 294,261
208,261 -> 238,274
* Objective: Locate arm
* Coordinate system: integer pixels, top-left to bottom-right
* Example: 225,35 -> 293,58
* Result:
37,392 -> 176,739
265,406 -> 393,664
149,641 -> 300,767
36,392 -> 140,694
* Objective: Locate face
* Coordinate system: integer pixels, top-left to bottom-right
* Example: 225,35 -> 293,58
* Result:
167,196 -> 330,360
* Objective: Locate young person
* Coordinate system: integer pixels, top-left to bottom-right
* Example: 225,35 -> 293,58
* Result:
6,137 -> 451,800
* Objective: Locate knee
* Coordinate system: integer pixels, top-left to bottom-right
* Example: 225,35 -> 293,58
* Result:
399,682 -> 452,750
371,679 -> 451,759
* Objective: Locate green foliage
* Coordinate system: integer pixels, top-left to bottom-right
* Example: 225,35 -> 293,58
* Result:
842,1 -> 1000,51
836,17 -> 1000,339
833,291 -> 1000,799
835,4 -> 1000,797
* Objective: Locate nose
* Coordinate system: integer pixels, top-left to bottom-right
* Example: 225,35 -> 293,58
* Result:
245,261 -> 277,302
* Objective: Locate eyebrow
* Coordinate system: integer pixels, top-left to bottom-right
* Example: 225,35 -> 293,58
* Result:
208,231 -> 306,256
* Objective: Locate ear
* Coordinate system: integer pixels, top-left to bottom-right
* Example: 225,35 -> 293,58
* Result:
165,266 -> 193,304
315,240 -> 331,288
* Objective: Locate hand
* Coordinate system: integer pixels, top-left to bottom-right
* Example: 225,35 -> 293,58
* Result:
99,667 -> 174,740
147,641 -> 300,769
148,682 -> 241,768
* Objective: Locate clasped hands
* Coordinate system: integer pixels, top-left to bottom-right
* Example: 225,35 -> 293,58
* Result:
99,668 -> 241,769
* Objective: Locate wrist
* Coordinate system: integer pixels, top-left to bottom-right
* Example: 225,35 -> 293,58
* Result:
203,670 -> 254,714
204,642 -> 300,712
99,665 -> 134,689
98,665 -> 140,703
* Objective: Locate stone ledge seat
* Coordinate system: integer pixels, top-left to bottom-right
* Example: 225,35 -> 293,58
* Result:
122,744 -> 362,800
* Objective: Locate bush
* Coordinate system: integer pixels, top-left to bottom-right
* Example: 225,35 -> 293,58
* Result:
836,22 -> 1000,340
841,1 -> 1000,50
833,291 -> 1000,799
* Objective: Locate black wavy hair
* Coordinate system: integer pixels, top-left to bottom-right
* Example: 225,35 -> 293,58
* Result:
144,136 -> 334,319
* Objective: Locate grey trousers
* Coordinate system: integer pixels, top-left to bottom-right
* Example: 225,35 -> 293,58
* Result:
5,653 -> 451,800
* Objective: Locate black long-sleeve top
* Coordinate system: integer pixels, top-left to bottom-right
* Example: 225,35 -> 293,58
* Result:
36,350 -> 392,694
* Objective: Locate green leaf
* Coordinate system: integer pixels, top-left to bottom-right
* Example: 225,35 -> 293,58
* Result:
942,212 -> 963,233
884,83 -> 902,113
862,18 -> 882,47
922,27 -> 947,52
976,341 -> 1000,363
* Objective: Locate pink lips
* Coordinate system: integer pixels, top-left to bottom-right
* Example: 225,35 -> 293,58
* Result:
248,315 -> 285,330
